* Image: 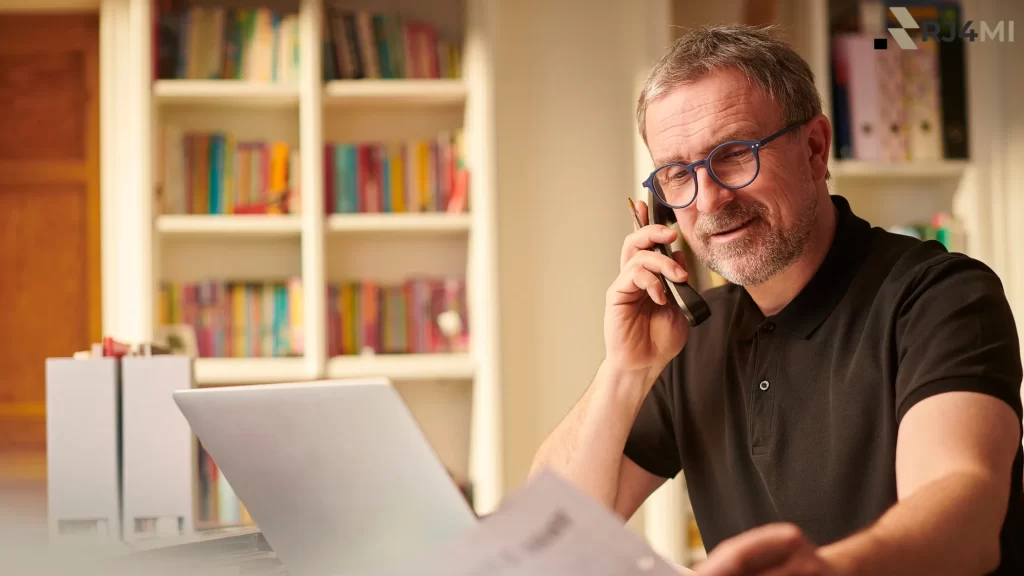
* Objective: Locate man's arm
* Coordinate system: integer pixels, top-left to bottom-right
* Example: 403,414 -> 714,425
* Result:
529,359 -> 668,519
697,391 -> 1021,576
819,391 -> 1020,575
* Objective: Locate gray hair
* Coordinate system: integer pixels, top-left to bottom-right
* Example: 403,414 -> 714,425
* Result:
636,24 -> 823,147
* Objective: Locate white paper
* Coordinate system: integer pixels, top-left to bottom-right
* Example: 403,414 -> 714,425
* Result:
381,469 -> 695,576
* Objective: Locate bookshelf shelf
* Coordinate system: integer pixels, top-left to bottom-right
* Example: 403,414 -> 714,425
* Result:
326,212 -> 471,233
157,215 -> 302,237
153,80 -> 300,108
194,357 -> 309,386
831,160 -> 969,180
326,353 -> 474,381
323,79 -> 466,107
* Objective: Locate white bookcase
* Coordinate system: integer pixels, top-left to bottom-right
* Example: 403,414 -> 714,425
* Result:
103,0 -> 502,515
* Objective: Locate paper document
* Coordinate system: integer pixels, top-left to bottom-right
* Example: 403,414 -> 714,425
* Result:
382,469 -> 694,576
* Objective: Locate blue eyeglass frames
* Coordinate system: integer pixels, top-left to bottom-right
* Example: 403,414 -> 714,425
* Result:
642,120 -> 806,209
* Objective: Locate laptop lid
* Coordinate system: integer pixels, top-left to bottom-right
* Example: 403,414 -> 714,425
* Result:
172,378 -> 477,576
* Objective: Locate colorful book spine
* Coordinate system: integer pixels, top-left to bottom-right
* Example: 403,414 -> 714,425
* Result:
196,442 -> 253,528
322,7 -> 460,81
160,128 -> 300,216
325,131 -> 469,214
158,278 -> 303,358
155,7 -> 300,83
326,277 -> 469,356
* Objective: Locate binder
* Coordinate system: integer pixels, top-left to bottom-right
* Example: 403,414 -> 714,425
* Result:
875,40 -> 907,162
120,355 -> 196,543
834,34 -> 882,161
45,357 -> 122,541
902,39 -> 943,160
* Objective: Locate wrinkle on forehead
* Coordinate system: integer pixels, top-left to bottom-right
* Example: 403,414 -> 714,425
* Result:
645,71 -> 780,165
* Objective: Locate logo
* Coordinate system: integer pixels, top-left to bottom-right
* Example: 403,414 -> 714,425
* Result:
878,6 -> 1014,49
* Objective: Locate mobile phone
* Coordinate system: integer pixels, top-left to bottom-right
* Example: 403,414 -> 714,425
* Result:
646,191 -> 711,327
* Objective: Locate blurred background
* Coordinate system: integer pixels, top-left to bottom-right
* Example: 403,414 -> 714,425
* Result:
1,0 -> 1022,570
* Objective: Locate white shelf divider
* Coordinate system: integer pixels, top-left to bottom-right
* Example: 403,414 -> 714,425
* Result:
324,79 -> 466,107
153,80 -> 300,107
299,0 -> 327,383
327,212 -> 471,233
194,357 -> 310,386
831,159 -> 970,180
326,353 -> 475,381
156,215 -> 302,237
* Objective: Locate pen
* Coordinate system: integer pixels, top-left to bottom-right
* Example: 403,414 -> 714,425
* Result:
626,198 -> 644,232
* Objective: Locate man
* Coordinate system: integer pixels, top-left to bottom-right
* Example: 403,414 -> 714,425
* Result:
530,24 -> 1023,576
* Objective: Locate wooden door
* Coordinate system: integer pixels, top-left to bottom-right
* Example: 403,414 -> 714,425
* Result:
0,13 -> 100,455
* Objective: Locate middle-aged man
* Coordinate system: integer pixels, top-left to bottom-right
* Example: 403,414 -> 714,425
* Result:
531,24 -> 1023,576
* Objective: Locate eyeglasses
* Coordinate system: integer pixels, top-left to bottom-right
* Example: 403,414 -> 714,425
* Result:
642,121 -> 806,209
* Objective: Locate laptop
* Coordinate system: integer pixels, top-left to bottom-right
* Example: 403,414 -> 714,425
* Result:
172,378 -> 478,576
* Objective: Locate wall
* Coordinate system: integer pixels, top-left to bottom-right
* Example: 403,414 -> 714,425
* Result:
494,0 -> 647,504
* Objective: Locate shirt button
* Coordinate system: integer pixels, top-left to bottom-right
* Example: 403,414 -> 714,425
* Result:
763,322 -> 775,332
759,380 -> 770,391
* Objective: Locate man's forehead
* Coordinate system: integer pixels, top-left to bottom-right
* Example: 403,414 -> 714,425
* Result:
645,73 -> 778,163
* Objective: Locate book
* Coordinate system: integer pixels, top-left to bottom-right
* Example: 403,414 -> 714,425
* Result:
327,277 -> 468,356
154,5 -> 300,83
160,128 -> 300,216
323,7 -> 461,81
324,131 -> 468,215
158,278 -> 303,359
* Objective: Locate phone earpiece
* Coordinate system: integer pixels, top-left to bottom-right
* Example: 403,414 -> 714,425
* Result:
647,191 -> 712,327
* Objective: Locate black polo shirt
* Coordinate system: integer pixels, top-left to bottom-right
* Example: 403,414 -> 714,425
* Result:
624,195 -> 1024,574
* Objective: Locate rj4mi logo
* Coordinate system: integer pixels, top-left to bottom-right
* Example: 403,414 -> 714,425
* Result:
881,6 -> 1014,50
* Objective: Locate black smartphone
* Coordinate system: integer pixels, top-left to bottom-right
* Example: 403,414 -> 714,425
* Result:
646,191 -> 711,327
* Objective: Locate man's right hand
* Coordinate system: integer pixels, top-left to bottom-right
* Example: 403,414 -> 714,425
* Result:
604,199 -> 691,382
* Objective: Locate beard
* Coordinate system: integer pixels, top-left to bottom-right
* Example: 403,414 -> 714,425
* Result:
688,184 -> 819,287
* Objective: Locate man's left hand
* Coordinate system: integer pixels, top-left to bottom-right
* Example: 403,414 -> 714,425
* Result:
694,523 -> 837,576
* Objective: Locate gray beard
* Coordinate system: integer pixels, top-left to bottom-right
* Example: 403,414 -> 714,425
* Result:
691,189 -> 819,287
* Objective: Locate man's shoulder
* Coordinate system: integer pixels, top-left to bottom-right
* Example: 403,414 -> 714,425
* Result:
867,227 -> 1004,295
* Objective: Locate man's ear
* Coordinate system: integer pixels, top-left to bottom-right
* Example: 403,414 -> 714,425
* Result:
805,113 -> 832,181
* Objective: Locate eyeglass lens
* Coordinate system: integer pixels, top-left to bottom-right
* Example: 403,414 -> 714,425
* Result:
652,143 -> 758,206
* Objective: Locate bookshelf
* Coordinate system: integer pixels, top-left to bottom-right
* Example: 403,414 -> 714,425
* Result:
153,80 -> 301,107
103,0 -> 501,521
324,78 -> 467,106
157,214 -> 303,237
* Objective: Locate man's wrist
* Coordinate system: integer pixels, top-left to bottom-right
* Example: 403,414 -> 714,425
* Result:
595,359 -> 661,415
819,526 -> 887,576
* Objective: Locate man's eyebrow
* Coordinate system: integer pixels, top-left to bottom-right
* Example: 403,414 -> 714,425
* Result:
653,127 -> 761,167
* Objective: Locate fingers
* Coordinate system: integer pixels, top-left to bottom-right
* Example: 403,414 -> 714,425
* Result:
620,224 -> 678,270
609,250 -> 689,306
672,249 -> 688,269
696,523 -> 806,576
637,200 -> 649,226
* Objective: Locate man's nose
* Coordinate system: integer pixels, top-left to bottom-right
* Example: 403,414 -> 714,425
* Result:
693,166 -> 737,215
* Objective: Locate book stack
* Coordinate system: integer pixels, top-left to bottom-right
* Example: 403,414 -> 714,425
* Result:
326,277 -> 468,356
830,1 -> 968,161
323,7 -> 461,80
158,278 -> 304,358
154,3 -> 300,83
196,442 -> 253,529
160,127 -> 301,215
889,212 -> 966,252
324,131 -> 468,214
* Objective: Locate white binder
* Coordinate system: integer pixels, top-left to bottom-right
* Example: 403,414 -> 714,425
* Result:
45,357 -> 122,541
120,355 -> 196,543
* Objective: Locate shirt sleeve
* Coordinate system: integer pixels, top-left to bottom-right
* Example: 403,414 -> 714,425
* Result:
894,251 -> 1024,424
623,361 -> 683,479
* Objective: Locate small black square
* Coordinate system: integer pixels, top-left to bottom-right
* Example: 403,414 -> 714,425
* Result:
874,37 -> 888,50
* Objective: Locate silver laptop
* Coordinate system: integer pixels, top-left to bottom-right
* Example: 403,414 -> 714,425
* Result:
172,378 -> 478,576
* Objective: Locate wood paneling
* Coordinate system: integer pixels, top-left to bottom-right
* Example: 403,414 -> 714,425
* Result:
0,13 -> 99,453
